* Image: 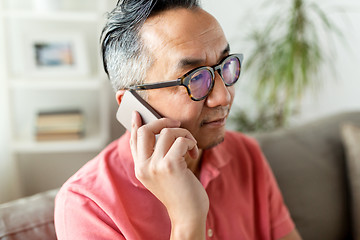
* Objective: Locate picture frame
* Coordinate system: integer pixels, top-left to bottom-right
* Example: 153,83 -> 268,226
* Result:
25,33 -> 89,78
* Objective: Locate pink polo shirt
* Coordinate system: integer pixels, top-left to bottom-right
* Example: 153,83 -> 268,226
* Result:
55,131 -> 295,239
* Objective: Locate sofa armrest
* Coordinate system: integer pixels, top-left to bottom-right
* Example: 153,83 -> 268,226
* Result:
0,189 -> 58,240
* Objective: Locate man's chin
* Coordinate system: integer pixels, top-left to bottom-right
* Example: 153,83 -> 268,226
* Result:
203,136 -> 225,150
198,130 -> 226,150
194,124 -> 227,149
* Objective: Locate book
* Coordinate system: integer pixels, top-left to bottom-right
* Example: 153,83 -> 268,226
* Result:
36,110 -> 83,126
35,109 -> 85,141
36,132 -> 83,141
36,121 -> 84,133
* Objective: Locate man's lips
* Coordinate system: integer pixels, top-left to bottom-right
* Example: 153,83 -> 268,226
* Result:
202,115 -> 228,126
200,107 -> 230,127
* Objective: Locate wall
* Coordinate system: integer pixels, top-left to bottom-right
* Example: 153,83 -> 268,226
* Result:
0,57 -> 22,203
0,7 -> 21,202
202,0 -> 360,125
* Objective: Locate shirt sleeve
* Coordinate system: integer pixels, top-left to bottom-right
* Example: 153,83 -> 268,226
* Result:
54,187 -> 125,240
262,152 -> 295,239
243,134 -> 295,240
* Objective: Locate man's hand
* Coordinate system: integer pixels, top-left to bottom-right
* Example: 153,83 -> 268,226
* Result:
130,111 -> 209,240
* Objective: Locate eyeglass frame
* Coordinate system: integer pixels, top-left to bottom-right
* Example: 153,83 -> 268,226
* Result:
124,53 -> 244,101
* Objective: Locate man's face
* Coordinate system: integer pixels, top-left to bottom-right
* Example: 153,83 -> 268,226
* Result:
140,8 -> 234,150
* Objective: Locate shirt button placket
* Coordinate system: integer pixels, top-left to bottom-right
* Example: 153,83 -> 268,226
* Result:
207,228 -> 214,238
206,210 -> 214,239
206,193 -> 215,239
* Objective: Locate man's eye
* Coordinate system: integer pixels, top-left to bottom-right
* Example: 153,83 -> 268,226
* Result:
191,74 -> 203,82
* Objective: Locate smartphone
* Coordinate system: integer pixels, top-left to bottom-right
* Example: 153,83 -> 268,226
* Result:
116,90 -> 161,131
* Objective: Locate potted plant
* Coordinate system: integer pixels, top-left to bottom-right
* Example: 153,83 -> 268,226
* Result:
231,0 -> 342,132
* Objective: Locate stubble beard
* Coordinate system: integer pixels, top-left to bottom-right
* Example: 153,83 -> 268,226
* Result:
199,107 -> 229,149
204,136 -> 225,150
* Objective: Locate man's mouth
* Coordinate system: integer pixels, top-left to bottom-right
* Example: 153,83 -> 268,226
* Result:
201,114 -> 228,127
200,107 -> 230,127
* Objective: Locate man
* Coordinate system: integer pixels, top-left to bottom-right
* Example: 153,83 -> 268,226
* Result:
55,0 -> 302,239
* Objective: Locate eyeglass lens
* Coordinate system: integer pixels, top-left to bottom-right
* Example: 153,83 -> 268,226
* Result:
188,70 -> 213,100
222,56 -> 241,85
188,55 -> 241,100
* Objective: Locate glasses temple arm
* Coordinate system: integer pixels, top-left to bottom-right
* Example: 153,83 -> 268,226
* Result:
126,79 -> 182,90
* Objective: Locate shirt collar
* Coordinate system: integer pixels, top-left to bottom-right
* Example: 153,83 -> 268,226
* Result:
199,136 -> 233,188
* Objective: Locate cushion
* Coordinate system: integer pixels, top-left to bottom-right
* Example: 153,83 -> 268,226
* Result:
254,112 -> 360,240
341,123 -> 360,239
0,189 -> 58,240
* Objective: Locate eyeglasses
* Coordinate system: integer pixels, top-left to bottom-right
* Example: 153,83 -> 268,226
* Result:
125,53 -> 244,101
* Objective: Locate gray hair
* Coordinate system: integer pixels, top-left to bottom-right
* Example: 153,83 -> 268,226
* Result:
100,0 -> 200,92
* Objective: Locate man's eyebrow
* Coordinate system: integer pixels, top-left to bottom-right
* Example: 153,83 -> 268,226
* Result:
177,58 -> 203,70
222,44 -> 230,56
177,43 -> 231,70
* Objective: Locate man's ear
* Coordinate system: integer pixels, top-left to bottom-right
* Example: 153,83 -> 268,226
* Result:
116,90 -> 126,105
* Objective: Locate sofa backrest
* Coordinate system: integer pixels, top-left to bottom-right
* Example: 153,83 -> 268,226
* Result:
0,189 -> 58,240
255,111 -> 360,240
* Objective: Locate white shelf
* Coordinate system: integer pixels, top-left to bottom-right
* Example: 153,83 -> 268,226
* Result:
10,77 -> 105,90
1,10 -> 100,22
2,0 -> 111,157
12,132 -> 108,153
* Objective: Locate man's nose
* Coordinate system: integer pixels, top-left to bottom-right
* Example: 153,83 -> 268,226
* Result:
205,72 -> 232,107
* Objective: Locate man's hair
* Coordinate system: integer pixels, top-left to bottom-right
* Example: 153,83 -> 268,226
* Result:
101,0 -> 200,91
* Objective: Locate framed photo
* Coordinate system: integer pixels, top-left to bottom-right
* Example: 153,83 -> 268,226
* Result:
25,33 -> 89,77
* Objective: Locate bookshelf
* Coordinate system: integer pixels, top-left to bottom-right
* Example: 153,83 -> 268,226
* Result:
1,0 -> 112,154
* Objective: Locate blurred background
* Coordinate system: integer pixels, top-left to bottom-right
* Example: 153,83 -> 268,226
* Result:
0,0 -> 359,204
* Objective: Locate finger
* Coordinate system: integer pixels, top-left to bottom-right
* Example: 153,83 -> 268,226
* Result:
130,111 -> 142,160
152,127 -> 197,161
137,118 -> 181,161
142,118 -> 181,135
164,136 -> 199,168
187,143 -> 200,160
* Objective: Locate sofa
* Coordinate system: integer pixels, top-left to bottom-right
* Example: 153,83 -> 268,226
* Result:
0,111 -> 359,240
255,111 -> 360,240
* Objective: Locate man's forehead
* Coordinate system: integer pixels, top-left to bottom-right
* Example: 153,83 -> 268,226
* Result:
177,43 -> 230,69
144,7 -> 215,28
140,8 -> 228,63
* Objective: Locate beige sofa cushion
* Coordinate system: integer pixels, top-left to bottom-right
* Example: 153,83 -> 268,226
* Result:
341,123 -> 360,240
0,189 -> 58,240
255,112 -> 360,240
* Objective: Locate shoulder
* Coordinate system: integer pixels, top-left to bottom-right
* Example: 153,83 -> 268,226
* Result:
56,133 -> 131,205
223,131 -> 262,155
54,136 -> 130,238
218,131 -> 268,173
